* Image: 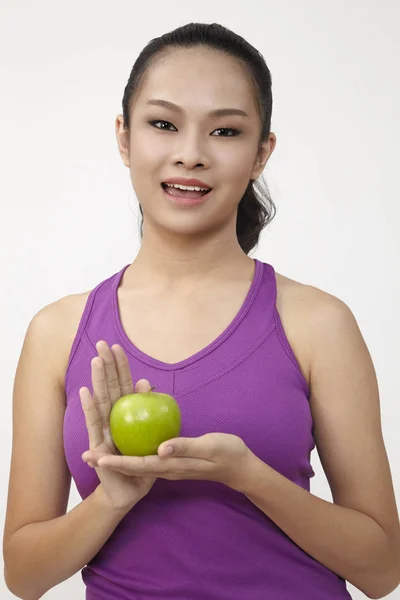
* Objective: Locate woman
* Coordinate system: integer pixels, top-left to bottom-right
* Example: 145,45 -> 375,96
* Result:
4,22 -> 400,600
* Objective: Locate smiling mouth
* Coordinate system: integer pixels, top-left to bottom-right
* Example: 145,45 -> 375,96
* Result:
161,183 -> 212,198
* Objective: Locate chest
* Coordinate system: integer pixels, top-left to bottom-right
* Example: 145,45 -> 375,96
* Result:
61,273 -> 311,387
116,282 -> 252,365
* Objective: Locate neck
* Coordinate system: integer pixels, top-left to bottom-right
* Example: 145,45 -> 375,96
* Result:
124,219 -> 254,293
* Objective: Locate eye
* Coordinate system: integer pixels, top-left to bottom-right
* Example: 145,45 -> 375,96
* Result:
148,120 -> 241,137
212,128 -> 240,137
149,120 -> 176,131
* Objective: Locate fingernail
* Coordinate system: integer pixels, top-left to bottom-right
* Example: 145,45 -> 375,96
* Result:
162,445 -> 174,456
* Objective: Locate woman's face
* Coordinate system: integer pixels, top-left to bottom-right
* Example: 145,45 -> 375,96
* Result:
116,46 -> 275,237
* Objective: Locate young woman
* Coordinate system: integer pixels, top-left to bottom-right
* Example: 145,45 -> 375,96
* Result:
4,22 -> 400,600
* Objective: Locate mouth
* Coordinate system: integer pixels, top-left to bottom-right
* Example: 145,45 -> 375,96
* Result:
161,183 -> 213,205
161,183 -> 212,197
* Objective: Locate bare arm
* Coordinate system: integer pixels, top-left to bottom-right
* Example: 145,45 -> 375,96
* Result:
243,292 -> 400,599
3,302 -> 136,599
5,486 -> 131,600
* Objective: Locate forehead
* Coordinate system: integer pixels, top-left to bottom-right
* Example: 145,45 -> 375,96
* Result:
133,47 -> 258,116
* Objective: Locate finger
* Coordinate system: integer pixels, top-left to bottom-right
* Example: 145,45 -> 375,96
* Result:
82,449 -> 110,464
97,454 -> 210,477
96,341 -> 122,405
135,378 -> 153,393
91,356 -> 113,445
158,436 -> 215,460
110,345 -> 152,395
79,386 -> 103,448
91,355 -> 112,420
110,343 -> 135,397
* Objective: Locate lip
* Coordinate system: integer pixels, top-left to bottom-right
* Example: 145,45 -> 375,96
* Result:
162,177 -> 212,189
162,184 -> 213,206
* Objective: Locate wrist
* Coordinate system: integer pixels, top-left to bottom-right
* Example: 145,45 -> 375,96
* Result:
234,450 -> 266,495
227,448 -> 258,494
93,485 -> 137,516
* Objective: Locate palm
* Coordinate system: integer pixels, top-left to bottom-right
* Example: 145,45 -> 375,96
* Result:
91,414 -> 154,510
96,454 -> 154,510
80,341 -> 156,510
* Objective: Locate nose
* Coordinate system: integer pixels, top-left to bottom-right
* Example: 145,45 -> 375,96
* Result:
171,130 -> 209,170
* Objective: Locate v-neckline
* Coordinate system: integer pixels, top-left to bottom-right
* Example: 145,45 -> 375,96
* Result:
112,258 -> 263,370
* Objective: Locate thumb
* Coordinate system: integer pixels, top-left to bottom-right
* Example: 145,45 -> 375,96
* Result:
158,436 -> 212,459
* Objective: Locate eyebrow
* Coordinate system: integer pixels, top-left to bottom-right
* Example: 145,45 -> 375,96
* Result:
146,98 -> 249,118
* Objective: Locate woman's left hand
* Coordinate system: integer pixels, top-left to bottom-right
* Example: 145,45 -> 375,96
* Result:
82,432 -> 253,492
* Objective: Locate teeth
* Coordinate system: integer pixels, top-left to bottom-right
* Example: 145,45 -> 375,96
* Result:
164,183 -> 210,192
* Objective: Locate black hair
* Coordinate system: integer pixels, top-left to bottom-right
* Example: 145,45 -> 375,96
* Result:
121,22 -> 276,254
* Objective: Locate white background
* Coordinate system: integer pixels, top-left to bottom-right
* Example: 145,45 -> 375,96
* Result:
1,0 -> 399,598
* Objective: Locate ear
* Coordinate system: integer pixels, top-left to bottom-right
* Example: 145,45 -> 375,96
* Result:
250,132 -> 276,180
115,114 -> 131,168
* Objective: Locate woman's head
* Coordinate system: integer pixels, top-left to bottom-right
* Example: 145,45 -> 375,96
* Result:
115,22 -> 276,255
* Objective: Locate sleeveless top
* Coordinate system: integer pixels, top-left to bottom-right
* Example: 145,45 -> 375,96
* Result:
63,258 -> 353,600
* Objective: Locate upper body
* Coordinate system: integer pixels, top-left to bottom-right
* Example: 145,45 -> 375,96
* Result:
4,21 -> 400,600
5,256 -> 399,598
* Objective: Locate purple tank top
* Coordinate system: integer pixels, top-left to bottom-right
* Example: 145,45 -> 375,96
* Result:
63,258 -> 352,599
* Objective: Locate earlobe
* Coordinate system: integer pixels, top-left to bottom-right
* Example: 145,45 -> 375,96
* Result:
251,154 -> 268,181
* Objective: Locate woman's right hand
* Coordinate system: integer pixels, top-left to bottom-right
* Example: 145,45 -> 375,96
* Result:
79,341 -> 156,512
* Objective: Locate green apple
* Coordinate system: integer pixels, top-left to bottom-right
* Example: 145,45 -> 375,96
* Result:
109,387 -> 181,456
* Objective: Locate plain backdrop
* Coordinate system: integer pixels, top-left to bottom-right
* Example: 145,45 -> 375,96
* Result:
1,0 -> 399,598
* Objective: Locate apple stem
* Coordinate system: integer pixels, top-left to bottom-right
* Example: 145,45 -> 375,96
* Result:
149,386 -> 156,394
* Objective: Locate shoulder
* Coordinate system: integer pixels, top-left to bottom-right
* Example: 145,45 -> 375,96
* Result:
274,271 -> 356,385
33,291 -> 91,388
275,270 -> 353,329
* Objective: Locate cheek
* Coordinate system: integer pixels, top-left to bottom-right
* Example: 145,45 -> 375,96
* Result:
129,128 -> 168,166
214,145 -> 255,183
129,137 -> 167,193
